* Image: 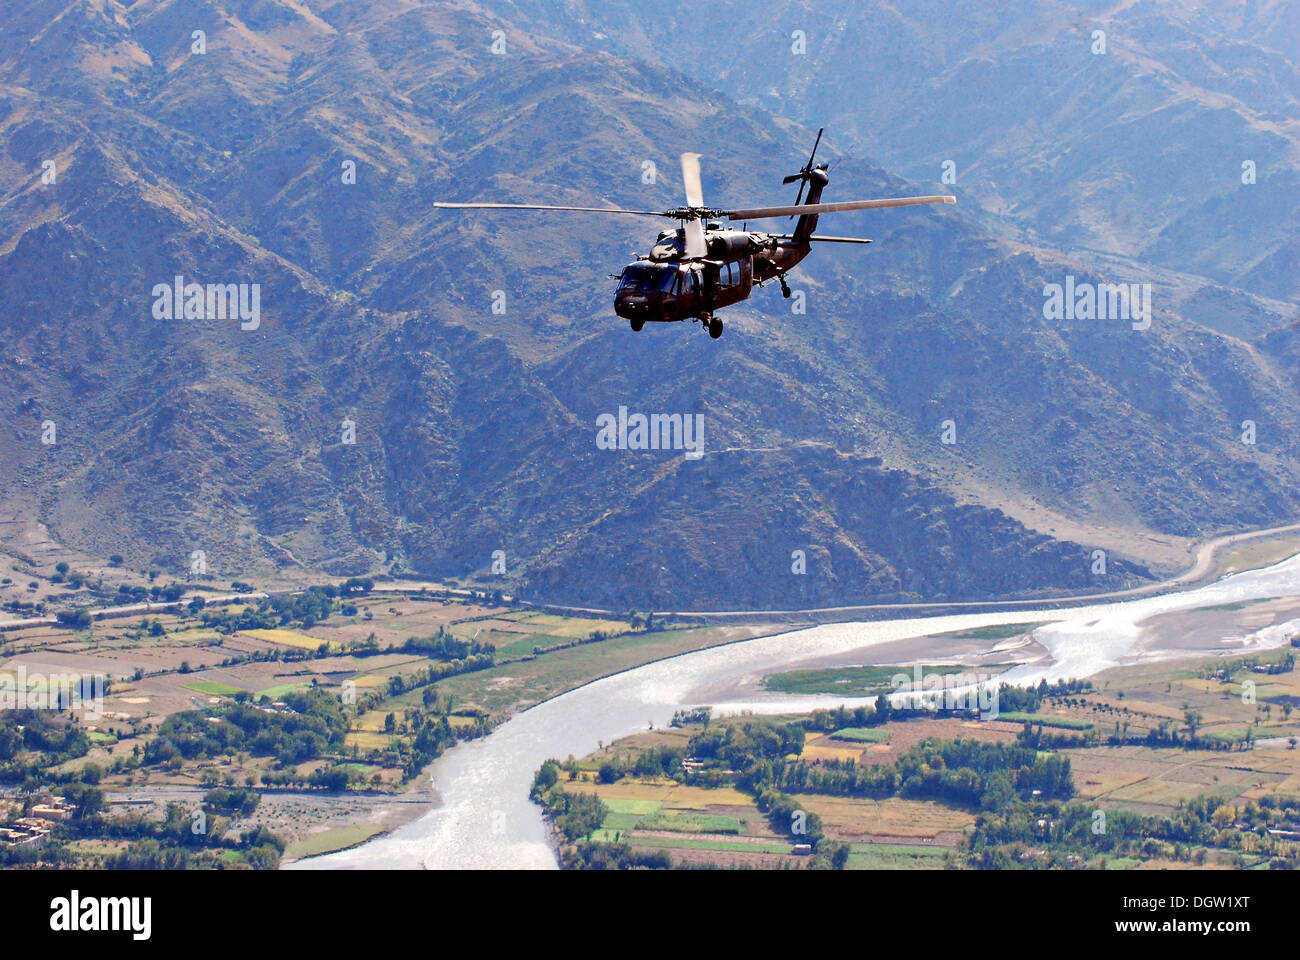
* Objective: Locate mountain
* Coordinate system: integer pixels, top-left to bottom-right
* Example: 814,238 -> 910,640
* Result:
0,0 -> 1295,610
495,0 -> 1300,306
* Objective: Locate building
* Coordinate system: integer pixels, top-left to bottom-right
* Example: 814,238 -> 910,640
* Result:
0,796 -> 76,846
31,800 -> 73,822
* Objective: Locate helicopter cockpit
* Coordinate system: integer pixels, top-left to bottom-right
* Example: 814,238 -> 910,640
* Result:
616,263 -> 679,295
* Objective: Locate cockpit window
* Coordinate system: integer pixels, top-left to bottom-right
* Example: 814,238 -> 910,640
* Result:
618,265 -> 678,294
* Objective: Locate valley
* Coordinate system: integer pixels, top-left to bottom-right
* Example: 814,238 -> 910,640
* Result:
1,0 -> 1297,611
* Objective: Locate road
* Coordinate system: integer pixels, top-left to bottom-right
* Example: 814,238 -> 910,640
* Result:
6,522 -> 1297,633
372,521 -> 1300,620
0,591 -> 268,633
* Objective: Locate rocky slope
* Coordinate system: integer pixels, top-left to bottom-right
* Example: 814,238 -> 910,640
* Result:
0,0 -> 1295,609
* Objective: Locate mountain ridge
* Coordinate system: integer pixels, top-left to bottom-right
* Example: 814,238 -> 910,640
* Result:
0,0 -> 1295,610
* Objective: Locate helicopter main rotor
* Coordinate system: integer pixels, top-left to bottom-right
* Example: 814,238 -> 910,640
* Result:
433,146 -> 955,249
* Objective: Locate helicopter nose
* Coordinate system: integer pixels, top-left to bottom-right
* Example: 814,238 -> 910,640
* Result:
615,292 -> 648,320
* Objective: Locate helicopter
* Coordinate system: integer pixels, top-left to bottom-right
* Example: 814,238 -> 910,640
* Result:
434,130 -> 955,339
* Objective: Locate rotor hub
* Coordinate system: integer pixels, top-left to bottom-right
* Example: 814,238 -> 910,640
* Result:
660,206 -> 723,222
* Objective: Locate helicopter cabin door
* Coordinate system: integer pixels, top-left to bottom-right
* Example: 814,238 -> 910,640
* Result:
680,264 -> 704,315
715,257 -> 751,308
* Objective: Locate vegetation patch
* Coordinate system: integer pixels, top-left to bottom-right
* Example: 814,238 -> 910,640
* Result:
829,727 -> 891,743
638,811 -> 744,834
256,682 -> 311,699
181,680 -> 245,697
763,663 -> 977,697
243,628 -> 339,652
996,711 -> 1093,730
931,623 -> 1045,641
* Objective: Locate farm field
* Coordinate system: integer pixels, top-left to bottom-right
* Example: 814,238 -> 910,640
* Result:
0,578 -> 786,869
549,720 -> 983,868
541,645 -> 1300,870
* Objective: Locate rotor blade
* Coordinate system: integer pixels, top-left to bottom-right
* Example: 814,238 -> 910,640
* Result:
724,194 -> 956,221
785,178 -> 806,218
433,201 -> 666,217
806,127 -> 823,169
683,218 -> 707,259
680,152 -> 704,209
767,234 -> 873,244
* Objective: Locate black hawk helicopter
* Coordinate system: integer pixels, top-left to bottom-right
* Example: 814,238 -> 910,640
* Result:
435,130 -> 954,339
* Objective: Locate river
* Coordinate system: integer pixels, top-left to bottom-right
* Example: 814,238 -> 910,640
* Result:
288,552 -> 1300,870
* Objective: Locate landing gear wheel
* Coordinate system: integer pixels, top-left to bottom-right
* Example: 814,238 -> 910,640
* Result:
780,277 -> 792,299
630,318 -> 644,332
707,318 -> 723,339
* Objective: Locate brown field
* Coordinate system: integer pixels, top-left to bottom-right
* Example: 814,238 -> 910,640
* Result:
306,596 -> 507,649
789,794 -> 973,846
853,716 -> 1020,765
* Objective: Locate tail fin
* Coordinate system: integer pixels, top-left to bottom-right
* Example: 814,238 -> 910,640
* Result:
792,167 -> 830,242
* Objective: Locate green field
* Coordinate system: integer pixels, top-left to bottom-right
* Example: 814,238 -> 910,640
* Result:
425,624 -> 770,716
490,634 -> 556,659
639,811 -> 744,834
1198,727 -> 1252,745
829,727 -> 891,743
764,663 -> 996,697
182,680 -> 244,696
996,711 -> 1093,730
600,797 -> 663,815
845,843 -> 952,869
257,682 -> 310,699
601,812 -> 644,831
284,823 -> 387,860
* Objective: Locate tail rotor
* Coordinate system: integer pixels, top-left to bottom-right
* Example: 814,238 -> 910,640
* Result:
782,127 -> 826,214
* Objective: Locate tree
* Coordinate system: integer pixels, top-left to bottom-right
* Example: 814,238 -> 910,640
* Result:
55,608 -> 92,629
873,693 -> 893,724
1211,804 -> 1236,829
831,843 -> 851,869
310,767 -> 349,792
60,783 -> 104,820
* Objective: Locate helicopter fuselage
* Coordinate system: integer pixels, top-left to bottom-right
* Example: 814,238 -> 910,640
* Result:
614,167 -> 828,327
613,230 -> 811,325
